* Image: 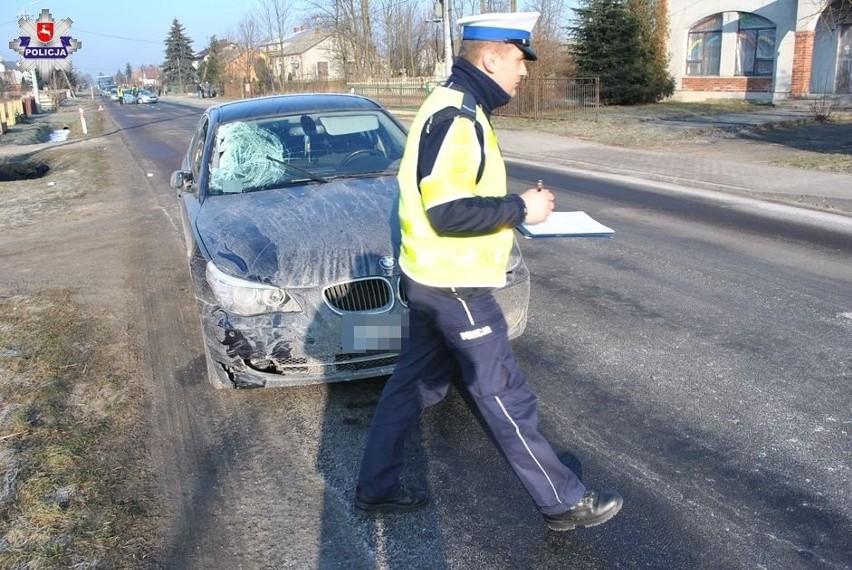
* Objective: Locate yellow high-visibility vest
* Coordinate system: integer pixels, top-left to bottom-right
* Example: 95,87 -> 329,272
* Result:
397,86 -> 514,288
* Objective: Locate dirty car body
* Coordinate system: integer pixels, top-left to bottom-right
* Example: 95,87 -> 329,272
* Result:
171,94 -> 530,389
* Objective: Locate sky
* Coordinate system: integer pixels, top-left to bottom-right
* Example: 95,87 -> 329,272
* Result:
2,0 -> 577,80
1,0 -> 297,78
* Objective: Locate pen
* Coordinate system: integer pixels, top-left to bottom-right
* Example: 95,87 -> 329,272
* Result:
537,180 -> 543,191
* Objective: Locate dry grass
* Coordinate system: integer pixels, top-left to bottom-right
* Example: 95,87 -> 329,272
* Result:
0,99 -> 154,568
494,100 -> 765,143
0,292 -> 153,569
768,153 -> 852,173
492,102 -> 852,173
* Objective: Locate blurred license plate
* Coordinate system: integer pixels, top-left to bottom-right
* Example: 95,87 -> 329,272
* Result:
341,313 -> 408,352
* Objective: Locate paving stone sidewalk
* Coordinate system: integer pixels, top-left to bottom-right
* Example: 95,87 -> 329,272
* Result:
497,129 -> 852,215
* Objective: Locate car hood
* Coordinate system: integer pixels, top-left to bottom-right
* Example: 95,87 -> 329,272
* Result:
195,176 -> 401,288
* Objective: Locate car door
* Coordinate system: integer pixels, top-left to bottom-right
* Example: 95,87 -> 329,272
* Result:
178,115 -> 209,257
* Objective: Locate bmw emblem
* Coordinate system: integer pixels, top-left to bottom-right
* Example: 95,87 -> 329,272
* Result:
379,256 -> 396,270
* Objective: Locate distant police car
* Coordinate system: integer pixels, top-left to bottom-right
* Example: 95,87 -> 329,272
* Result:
136,89 -> 158,103
171,94 -> 530,389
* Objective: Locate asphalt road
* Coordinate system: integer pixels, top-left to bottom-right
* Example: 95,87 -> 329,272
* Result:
108,98 -> 852,569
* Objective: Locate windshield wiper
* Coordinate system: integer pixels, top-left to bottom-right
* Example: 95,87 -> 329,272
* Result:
266,155 -> 329,183
326,171 -> 393,180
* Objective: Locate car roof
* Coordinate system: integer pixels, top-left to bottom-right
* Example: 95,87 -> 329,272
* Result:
210,93 -> 385,123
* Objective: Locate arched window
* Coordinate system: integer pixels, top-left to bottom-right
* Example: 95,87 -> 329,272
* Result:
736,13 -> 776,76
687,15 -> 723,76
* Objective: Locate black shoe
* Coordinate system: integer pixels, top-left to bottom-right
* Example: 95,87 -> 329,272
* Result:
354,485 -> 430,513
544,490 -> 623,531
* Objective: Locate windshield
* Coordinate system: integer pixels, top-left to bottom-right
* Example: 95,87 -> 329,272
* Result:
208,109 -> 407,195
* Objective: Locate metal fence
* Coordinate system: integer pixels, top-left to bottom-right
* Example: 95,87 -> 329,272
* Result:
275,77 -> 599,119
497,77 -> 600,119
346,78 -> 441,111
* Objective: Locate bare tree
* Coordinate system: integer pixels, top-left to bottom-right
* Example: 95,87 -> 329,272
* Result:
526,0 -> 573,77
809,0 -> 852,22
361,0 -> 376,77
303,0 -> 579,81
377,0 -> 436,76
456,0 -> 512,21
308,0 -> 380,80
235,13 -> 263,97
258,0 -> 294,90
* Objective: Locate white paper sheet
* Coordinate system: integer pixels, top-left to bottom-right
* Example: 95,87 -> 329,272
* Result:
518,211 -> 614,238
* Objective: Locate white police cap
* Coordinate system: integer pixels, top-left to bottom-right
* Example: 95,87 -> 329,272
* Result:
457,11 -> 540,61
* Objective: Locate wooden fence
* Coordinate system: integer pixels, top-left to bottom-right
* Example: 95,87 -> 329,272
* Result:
0,89 -> 70,132
0,97 -> 24,133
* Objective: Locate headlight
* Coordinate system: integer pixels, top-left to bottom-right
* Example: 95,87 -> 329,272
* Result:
205,261 -> 301,315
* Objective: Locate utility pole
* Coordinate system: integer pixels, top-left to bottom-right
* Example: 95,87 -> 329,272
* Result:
31,70 -> 42,112
442,0 -> 453,77
17,2 -> 42,112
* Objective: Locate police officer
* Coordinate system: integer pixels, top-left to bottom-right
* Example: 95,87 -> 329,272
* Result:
354,12 -> 623,531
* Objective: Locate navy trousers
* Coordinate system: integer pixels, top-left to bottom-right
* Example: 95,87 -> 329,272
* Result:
357,274 -> 585,515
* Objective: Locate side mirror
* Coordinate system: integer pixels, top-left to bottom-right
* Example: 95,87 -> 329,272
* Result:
170,170 -> 193,191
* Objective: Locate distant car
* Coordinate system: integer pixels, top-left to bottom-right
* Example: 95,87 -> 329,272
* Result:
137,89 -> 158,103
171,94 -> 530,389
108,86 -> 119,101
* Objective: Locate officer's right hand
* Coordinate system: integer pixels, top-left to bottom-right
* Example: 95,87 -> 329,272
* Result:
520,187 -> 555,224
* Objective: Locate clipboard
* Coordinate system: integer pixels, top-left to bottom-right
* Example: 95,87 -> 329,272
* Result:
518,211 -> 614,239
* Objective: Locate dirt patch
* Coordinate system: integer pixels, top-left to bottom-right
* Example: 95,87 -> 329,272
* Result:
0,98 -> 155,566
0,160 -> 49,182
0,100 -> 109,232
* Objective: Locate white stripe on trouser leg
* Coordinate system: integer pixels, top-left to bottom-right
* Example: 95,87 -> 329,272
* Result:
494,395 -> 563,505
456,297 -> 475,326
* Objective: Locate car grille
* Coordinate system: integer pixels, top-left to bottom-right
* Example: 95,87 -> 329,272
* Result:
335,353 -> 398,372
246,353 -> 398,375
396,278 -> 409,306
323,277 -> 393,313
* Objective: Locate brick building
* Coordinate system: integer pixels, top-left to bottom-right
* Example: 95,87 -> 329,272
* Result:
131,65 -> 161,88
667,0 -> 852,101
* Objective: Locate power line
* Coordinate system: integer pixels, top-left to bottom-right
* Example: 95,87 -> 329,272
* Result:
73,27 -> 161,44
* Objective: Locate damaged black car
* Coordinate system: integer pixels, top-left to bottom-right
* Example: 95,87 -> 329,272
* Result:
171,94 -> 529,388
